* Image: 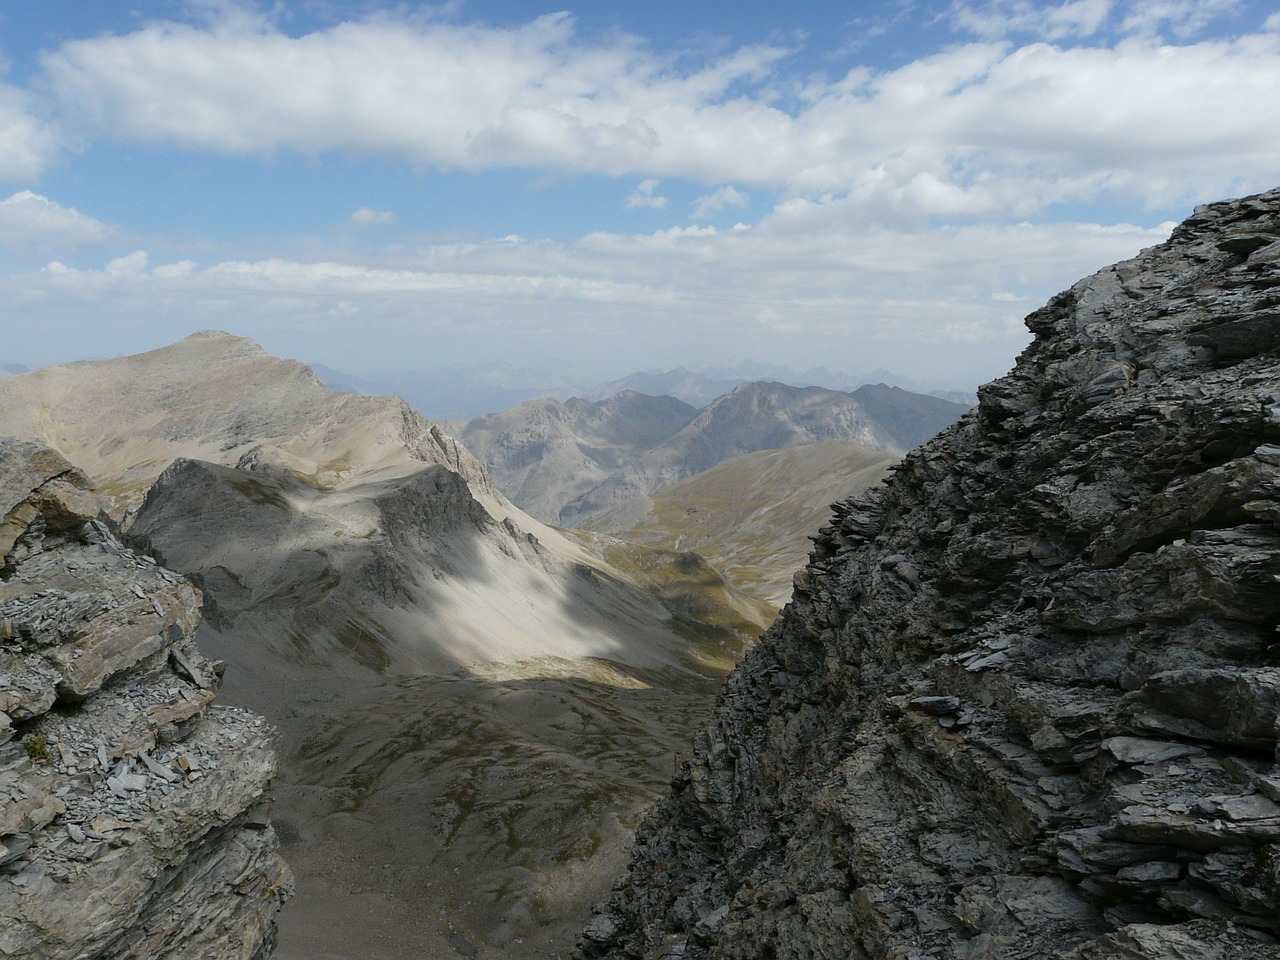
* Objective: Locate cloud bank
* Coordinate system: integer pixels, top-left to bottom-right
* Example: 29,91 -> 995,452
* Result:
0,192 -> 114,258
2,213 -> 1171,386
30,8 -> 1280,220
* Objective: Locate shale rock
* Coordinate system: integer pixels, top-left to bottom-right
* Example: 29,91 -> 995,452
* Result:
0,439 -> 291,959
581,189 -> 1280,958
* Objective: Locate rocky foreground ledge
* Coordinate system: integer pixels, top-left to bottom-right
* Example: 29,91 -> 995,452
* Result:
0,440 -> 291,959
582,190 -> 1280,959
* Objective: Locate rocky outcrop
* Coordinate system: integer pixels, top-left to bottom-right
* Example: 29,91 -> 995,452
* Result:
581,189 -> 1280,958
0,439 -> 290,958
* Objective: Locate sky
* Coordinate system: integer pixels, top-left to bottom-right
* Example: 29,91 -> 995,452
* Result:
1,0 -> 1279,390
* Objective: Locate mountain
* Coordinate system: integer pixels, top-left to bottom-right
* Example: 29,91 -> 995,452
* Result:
458,390 -> 699,526
582,368 -> 746,408
460,380 -> 969,528
0,439 -> 291,958
581,189 -> 1280,958
0,363 -> 29,377
561,380 -> 969,528
0,331 -> 772,959
596,440 -> 898,607
0,330 -> 501,522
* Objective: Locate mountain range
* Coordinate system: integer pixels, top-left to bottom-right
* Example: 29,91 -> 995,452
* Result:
6,187 -> 1280,960
458,381 -> 968,528
311,359 -> 977,420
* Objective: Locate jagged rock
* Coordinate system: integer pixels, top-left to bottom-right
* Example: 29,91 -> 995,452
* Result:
582,187 -> 1280,957
0,438 -> 291,958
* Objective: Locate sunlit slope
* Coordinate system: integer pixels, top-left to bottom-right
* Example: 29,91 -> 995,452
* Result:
0,329 -> 499,519
594,440 -> 897,607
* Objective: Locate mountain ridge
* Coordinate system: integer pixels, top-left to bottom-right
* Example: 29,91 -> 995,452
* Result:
459,380 -> 968,528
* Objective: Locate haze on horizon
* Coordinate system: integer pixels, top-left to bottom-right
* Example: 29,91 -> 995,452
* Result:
2,0 -> 1279,390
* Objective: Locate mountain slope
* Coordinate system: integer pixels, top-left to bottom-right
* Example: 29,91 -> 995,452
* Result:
461,380 -> 968,527
597,440 -> 898,607
459,391 -> 698,526
582,190 -> 1280,959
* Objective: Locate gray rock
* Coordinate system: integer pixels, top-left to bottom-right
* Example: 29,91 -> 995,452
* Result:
0,439 -> 291,959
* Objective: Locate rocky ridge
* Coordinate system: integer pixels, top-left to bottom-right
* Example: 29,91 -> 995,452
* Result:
581,189 -> 1280,958
0,439 -> 290,959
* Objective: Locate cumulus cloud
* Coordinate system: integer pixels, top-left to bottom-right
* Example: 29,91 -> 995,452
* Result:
693,186 -> 749,219
32,10 -> 1280,224
350,206 -> 396,226
0,191 -> 114,258
626,179 -> 667,209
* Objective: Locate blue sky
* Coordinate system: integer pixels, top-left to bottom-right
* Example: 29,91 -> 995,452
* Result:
2,0 -> 1279,390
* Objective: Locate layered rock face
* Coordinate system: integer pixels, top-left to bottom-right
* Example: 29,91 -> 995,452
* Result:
582,190 -> 1280,958
0,440 -> 291,958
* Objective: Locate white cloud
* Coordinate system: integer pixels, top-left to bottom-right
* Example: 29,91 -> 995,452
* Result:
0,210 -> 1171,387
351,206 -> 396,226
106,250 -> 149,275
0,191 -> 114,258
693,185 -> 749,219
949,0 -> 1117,40
34,11 -> 1280,225
0,86 -> 60,181
1120,0 -> 1241,39
626,178 -> 667,209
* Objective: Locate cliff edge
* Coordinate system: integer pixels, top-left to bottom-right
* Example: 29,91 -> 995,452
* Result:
581,189 -> 1280,958
0,438 -> 291,959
